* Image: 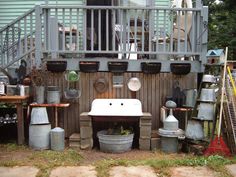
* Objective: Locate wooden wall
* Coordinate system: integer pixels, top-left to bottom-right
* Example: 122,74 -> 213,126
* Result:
46,72 -> 197,137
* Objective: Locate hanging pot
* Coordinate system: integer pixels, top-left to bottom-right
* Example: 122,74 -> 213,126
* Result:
196,103 -> 215,121
185,120 -> 204,140
200,88 -> 216,102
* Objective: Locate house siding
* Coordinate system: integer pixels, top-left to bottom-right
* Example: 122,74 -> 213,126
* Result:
0,0 -> 85,29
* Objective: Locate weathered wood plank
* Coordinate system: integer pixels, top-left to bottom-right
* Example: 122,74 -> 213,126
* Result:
47,72 -> 197,137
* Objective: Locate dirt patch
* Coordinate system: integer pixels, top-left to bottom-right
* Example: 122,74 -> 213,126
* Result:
170,166 -> 218,177
0,151 -> 32,162
79,148 -> 162,165
50,166 -> 97,177
109,166 -> 158,177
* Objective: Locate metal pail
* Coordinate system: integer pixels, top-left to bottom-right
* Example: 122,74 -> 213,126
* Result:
30,107 -> 49,124
29,124 -> 51,150
185,120 -> 204,140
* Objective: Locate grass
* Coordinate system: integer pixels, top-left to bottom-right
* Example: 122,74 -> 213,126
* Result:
0,143 -> 236,177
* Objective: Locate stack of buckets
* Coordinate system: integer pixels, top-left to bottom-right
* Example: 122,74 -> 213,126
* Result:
29,107 -> 51,150
29,85 -> 65,151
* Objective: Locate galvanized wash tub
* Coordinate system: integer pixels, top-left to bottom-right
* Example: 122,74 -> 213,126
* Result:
97,130 -> 134,153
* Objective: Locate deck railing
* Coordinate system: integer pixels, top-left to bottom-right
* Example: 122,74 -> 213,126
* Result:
0,1 -> 208,69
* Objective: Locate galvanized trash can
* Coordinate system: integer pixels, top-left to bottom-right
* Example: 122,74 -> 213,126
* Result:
50,127 -> 65,151
29,124 -> 51,150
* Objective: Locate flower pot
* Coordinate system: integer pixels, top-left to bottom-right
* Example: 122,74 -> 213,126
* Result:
108,61 -> 128,73
46,61 -> 67,73
170,63 -> 191,75
79,61 -> 99,73
141,62 -> 161,74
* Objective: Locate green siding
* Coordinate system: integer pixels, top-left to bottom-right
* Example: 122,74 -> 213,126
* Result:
154,0 -> 171,34
0,0 -> 85,29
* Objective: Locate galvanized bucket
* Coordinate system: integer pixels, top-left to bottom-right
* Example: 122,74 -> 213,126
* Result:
30,107 -> 49,125
197,103 -> 215,121
50,127 -> 65,151
35,86 -> 45,104
200,88 -> 216,102
29,124 -> 51,150
47,90 -> 60,104
185,120 -> 204,140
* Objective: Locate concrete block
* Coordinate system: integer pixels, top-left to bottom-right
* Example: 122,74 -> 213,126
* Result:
151,130 -> 159,138
69,140 -> 80,148
151,137 -> 161,151
69,133 -> 80,141
139,138 -> 150,150
80,120 -> 92,127
80,126 -> 92,139
139,125 -> 152,138
80,138 -> 93,150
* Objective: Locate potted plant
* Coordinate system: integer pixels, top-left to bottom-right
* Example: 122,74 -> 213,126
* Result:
31,66 -> 48,104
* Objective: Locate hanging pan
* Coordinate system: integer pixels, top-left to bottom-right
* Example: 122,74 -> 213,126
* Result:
127,77 -> 141,92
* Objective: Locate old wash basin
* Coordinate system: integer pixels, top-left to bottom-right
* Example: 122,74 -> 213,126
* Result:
88,99 -> 143,116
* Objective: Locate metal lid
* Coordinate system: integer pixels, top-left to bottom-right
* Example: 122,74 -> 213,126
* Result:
158,128 -> 184,137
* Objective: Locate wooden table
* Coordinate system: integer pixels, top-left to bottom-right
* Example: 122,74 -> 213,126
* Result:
30,103 -> 70,127
0,95 -> 29,145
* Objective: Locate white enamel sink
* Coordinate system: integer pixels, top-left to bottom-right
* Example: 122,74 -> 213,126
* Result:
88,99 -> 143,116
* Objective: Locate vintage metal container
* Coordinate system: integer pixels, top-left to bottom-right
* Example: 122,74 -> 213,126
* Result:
184,89 -> 197,108
202,74 -> 216,83
158,128 -> 184,153
158,100 -> 184,153
30,107 -> 49,125
97,130 -> 134,153
29,124 -> 51,150
200,88 -> 216,102
197,103 -> 215,121
47,90 -> 60,104
50,127 -> 65,151
185,120 -> 204,140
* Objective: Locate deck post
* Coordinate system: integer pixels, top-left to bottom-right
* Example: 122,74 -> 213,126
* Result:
35,5 -> 42,69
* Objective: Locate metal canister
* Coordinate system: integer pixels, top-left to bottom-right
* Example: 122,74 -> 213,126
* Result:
0,82 -> 6,95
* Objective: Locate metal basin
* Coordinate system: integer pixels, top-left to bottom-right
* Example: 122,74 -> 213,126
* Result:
185,120 -> 204,140
200,88 -> 216,102
197,103 -> 215,121
202,74 -> 216,83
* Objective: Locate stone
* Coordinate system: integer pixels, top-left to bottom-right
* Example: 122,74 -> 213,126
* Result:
170,166 -> 217,177
0,166 -> 39,177
226,164 -> 236,177
109,165 -> 158,177
50,166 -> 97,177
